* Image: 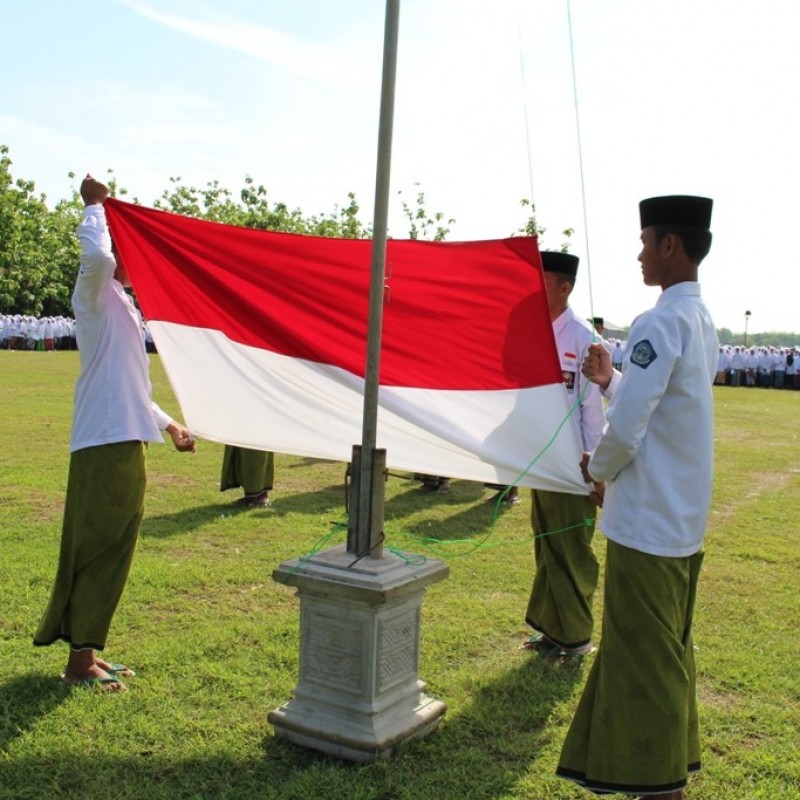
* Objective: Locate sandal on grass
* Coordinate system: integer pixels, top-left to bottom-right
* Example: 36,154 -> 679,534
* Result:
104,662 -> 136,678
235,491 -> 270,508
63,676 -> 128,692
519,633 -> 560,657
486,491 -> 520,507
542,642 -> 596,667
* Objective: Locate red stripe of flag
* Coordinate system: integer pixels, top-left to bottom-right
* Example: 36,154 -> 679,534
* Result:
104,198 -> 561,391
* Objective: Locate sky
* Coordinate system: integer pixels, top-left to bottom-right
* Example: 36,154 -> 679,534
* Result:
2,0 -> 798,334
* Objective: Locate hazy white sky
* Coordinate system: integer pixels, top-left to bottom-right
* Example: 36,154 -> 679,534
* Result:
2,0 -> 797,333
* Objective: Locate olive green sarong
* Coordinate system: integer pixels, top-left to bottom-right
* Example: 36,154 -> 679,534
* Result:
525,489 -> 598,649
34,441 -> 146,651
220,446 -> 274,496
556,539 -> 704,796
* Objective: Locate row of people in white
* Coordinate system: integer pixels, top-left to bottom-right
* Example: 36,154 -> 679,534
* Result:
1,312 -> 155,351
717,344 -> 800,387
1,314 -> 74,349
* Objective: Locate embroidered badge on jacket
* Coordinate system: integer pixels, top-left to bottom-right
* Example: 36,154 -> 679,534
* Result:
630,339 -> 657,369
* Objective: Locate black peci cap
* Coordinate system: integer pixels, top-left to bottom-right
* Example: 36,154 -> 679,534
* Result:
541,251 -> 579,278
639,195 -> 713,230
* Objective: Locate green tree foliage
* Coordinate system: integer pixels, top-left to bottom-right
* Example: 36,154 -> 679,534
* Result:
397,183 -> 454,241
517,198 -> 574,252
0,146 -> 377,316
718,327 -> 798,347
154,175 -> 370,239
3,144 -> 796,343
0,146 -> 82,316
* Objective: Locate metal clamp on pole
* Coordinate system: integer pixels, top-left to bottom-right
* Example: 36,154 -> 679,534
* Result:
347,444 -> 386,559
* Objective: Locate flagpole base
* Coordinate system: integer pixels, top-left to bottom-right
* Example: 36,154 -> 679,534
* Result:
268,543 -> 449,762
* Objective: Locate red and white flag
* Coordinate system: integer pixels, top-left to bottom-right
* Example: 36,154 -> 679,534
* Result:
105,199 -> 586,493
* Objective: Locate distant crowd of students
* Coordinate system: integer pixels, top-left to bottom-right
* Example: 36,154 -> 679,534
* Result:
1,313 -> 156,352
715,344 -> 800,389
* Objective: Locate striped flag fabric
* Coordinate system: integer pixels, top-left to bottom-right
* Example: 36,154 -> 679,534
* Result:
104,198 -> 587,493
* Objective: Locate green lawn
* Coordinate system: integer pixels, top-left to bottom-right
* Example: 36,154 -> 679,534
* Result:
0,351 -> 797,800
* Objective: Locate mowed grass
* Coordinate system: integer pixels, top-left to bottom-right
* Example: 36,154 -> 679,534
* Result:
0,351 -> 797,800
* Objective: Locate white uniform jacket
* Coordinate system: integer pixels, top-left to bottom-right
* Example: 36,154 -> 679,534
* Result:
588,282 -> 718,557
70,205 -> 172,452
552,307 -> 605,453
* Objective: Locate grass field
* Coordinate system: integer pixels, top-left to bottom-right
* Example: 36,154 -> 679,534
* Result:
0,351 -> 797,800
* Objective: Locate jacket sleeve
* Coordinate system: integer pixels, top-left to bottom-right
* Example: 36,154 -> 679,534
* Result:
151,401 -> 174,432
588,317 -> 679,482
72,205 -> 116,313
576,343 -> 606,452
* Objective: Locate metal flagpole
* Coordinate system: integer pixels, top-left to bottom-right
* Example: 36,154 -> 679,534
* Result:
348,0 -> 400,559
270,4 -> 449,755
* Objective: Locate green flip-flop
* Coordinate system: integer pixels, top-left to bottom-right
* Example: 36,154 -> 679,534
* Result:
105,663 -> 136,677
519,633 -> 560,657
63,676 -> 127,692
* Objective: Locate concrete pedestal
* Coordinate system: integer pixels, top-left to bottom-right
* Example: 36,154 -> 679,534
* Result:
268,543 -> 449,762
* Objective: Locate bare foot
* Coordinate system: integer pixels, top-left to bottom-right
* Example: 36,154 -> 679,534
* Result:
62,648 -> 127,691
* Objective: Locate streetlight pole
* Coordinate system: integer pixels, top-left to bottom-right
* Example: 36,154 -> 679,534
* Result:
744,310 -> 751,347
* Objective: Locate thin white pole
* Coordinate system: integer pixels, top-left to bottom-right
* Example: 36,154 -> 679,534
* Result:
352,0 -> 400,559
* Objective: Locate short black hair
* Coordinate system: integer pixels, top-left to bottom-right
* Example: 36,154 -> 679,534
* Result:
653,224 -> 712,264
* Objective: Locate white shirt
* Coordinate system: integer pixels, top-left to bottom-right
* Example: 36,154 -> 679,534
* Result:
551,306 -> 605,452
70,204 -> 172,452
589,282 -> 718,557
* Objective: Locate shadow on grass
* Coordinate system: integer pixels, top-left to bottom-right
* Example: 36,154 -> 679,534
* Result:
0,660 -> 581,800
384,479 -> 488,515
139,482 -> 349,540
140,502 -> 242,539
138,478 -> 501,544
0,673 -> 69,754
384,487 -> 520,554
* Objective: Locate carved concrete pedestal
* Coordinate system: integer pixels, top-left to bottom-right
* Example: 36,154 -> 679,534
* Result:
268,543 -> 449,762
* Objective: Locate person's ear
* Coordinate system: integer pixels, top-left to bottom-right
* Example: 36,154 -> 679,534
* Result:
659,232 -> 679,258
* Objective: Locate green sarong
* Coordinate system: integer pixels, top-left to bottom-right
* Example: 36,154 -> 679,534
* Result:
34,441 -> 146,651
556,539 -> 704,796
220,446 -> 274,495
525,489 -> 598,648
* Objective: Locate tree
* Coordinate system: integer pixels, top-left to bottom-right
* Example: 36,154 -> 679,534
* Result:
154,176 -> 371,239
517,198 -> 574,252
0,145 -> 82,316
397,183 -> 454,241
0,146 -> 375,316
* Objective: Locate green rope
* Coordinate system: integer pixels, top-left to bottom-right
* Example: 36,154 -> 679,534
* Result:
277,522 -> 347,584
284,351 -> 596,572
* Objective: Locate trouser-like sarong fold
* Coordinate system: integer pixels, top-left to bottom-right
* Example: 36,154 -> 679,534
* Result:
220,446 -> 274,495
34,441 -> 146,651
556,539 -> 703,795
525,489 -> 598,649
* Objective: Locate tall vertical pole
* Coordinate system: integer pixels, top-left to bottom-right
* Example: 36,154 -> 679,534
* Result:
349,0 -> 400,559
